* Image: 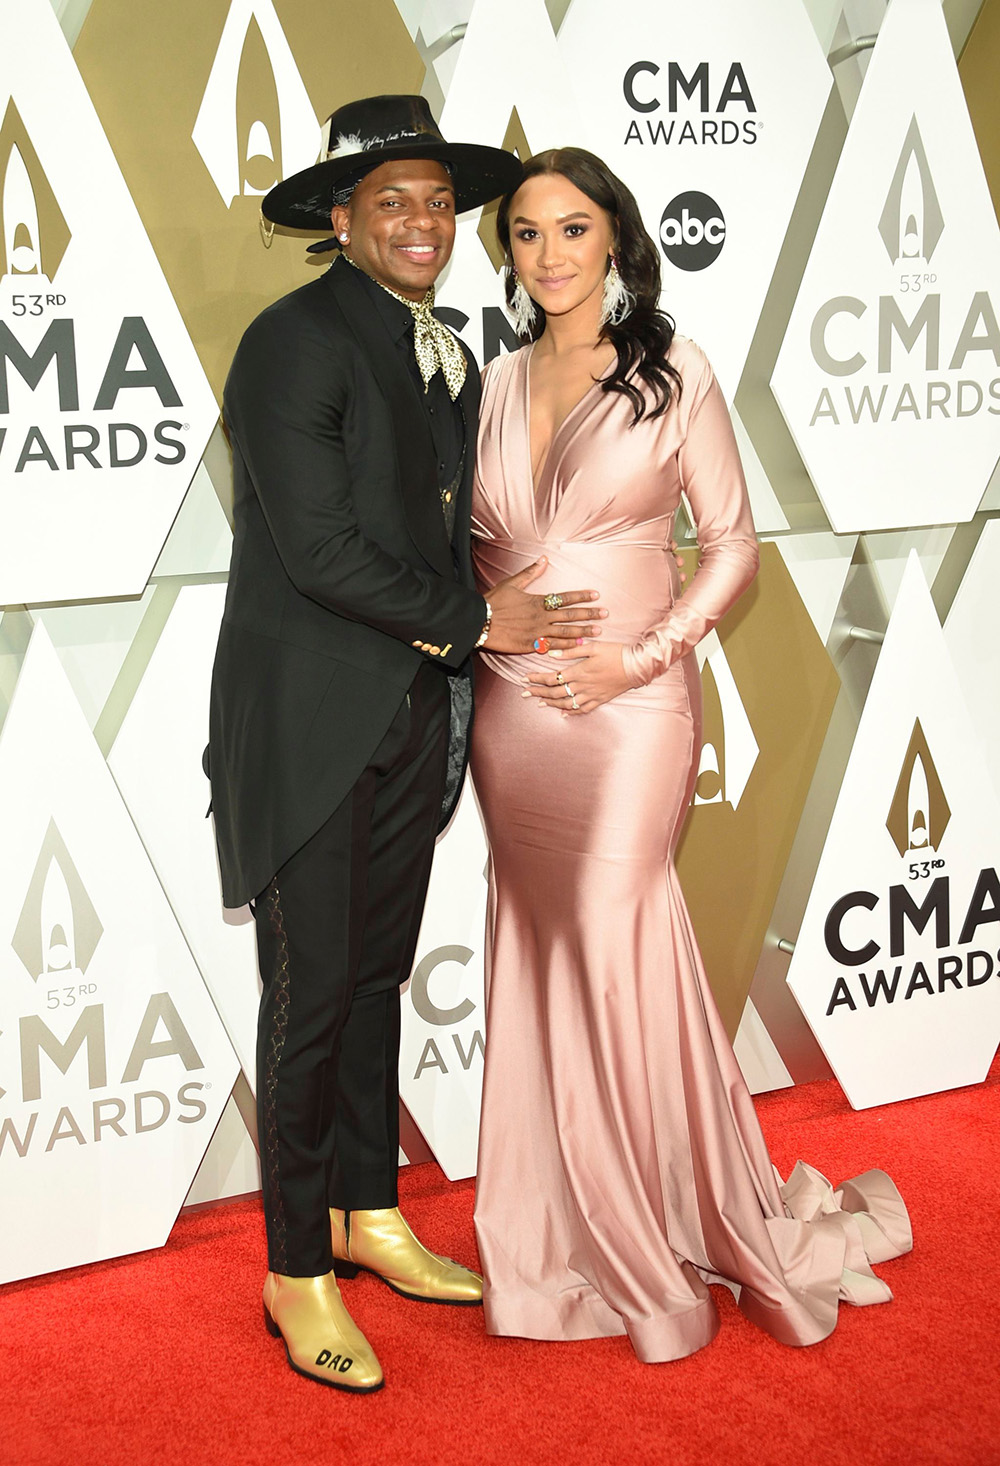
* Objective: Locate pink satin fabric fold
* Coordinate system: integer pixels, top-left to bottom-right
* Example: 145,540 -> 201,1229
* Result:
470,340 -> 911,1363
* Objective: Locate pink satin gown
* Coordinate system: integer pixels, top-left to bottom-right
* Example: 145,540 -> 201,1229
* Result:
469,338 -> 911,1364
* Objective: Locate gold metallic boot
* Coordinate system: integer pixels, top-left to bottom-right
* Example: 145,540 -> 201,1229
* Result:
262,1270 -> 384,1392
330,1207 -> 483,1305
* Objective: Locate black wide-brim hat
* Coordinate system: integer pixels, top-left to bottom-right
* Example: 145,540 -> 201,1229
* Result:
262,94 -> 524,231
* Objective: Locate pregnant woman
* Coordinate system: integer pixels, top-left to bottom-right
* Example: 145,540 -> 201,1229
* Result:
469,147 -> 911,1364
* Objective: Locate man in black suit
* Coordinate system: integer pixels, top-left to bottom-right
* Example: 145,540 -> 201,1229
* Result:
207,96 -> 603,1392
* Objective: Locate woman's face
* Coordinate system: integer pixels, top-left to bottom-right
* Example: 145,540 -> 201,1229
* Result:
508,172 -> 615,322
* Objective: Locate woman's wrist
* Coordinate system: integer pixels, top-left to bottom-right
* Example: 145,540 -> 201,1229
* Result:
620,640 -> 652,688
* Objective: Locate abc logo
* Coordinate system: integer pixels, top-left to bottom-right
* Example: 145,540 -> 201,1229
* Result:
659,192 -> 726,271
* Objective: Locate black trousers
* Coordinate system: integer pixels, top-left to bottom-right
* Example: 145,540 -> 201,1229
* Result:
253,662 -> 451,1276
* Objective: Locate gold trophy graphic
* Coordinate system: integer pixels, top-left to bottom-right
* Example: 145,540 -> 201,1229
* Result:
0,99 -> 70,282
886,719 -> 951,857
236,16 -> 282,199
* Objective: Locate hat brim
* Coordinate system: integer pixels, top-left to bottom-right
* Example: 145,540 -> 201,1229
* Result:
261,140 -> 524,232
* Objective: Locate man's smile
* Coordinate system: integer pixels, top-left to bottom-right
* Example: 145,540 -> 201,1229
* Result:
394,242 -> 440,261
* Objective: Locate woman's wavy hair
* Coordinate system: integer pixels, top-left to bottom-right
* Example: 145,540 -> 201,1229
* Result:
496,147 -> 681,425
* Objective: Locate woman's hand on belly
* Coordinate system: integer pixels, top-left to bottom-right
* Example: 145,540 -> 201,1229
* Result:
524,643 -> 632,715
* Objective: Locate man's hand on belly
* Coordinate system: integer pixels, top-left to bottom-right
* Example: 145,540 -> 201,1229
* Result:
485,556 -> 607,654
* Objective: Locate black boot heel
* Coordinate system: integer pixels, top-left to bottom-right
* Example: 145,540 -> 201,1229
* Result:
263,1302 -> 282,1337
333,1258 -> 361,1280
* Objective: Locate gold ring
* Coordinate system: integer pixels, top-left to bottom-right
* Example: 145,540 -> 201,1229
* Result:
543,593 -> 564,611
555,672 -> 566,684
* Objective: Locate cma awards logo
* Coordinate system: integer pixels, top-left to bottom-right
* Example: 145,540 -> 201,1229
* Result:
692,633 -> 758,811
622,60 -> 758,148
809,114 -> 1000,430
192,0 -> 320,209
0,820 -> 209,1160
0,103 -> 190,476
0,100 -> 70,283
822,720 -> 1000,1019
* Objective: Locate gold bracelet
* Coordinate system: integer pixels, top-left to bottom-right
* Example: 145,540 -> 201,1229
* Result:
474,600 -> 492,649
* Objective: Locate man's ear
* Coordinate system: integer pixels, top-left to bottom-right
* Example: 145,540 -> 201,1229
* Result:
330,205 -> 350,244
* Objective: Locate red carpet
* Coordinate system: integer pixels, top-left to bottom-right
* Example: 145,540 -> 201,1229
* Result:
5,1056 -> 999,1466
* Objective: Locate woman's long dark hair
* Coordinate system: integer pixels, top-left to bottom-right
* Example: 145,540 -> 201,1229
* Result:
496,147 -> 681,426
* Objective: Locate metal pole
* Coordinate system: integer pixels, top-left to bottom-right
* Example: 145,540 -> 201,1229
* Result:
426,23 -> 468,61
829,35 -> 878,67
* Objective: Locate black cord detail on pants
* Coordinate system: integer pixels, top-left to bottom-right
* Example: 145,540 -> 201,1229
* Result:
262,883 -> 291,1274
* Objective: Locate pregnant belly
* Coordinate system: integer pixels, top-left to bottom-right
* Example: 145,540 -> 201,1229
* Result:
471,656 -> 701,866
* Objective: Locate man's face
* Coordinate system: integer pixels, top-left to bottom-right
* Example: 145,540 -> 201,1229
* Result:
332,158 -> 456,300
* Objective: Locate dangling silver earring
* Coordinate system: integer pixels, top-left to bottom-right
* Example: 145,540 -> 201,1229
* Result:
509,271 -> 539,338
600,256 -> 634,327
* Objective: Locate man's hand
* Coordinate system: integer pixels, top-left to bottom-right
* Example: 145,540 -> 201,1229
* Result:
485,557 -> 606,653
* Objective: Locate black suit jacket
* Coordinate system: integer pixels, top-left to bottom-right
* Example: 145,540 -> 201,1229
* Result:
207,256 -> 486,908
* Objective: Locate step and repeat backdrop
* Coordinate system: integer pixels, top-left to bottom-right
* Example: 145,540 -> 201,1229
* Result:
2,0 -> 999,1282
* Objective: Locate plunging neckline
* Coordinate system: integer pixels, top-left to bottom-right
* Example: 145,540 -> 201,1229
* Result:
524,342 -> 614,497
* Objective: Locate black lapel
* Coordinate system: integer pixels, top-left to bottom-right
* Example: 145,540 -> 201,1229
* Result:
322,259 -> 452,577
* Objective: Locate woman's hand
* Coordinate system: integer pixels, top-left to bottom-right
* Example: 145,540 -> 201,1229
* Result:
524,642 -> 632,715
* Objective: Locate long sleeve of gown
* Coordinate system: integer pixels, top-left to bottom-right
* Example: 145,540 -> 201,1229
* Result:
620,353 -> 759,689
